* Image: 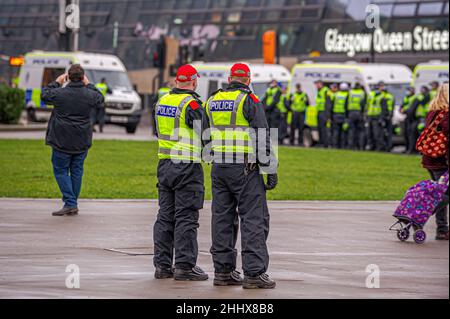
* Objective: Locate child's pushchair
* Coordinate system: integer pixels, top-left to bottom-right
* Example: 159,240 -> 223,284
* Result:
390,171 -> 449,244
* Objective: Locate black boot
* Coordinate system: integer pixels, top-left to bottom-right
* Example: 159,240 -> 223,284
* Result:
243,273 -> 276,289
174,266 -> 209,281
52,207 -> 78,216
214,271 -> 243,286
154,267 -> 174,279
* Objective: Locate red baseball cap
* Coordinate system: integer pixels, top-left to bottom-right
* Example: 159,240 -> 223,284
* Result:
176,64 -> 200,82
230,63 -> 251,78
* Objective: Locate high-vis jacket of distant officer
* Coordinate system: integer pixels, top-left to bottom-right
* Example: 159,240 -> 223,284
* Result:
332,91 -> 349,114
263,86 -> 282,112
316,86 -> 332,113
291,91 -> 309,113
348,88 -> 366,112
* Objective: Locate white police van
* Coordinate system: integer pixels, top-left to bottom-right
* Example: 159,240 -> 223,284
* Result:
18,51 -> 142,134
192,62 -> 291,100
412,60 -> 449,91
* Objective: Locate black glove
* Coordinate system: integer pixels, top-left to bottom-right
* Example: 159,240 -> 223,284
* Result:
265,174 -> 278,191
245,163 -> 258,176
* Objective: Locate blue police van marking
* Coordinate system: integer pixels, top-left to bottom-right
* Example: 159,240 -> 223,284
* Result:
210,100 -> 235,112
157,105 -> 178,118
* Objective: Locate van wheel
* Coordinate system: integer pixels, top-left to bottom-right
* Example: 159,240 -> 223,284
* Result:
126,124 -> 137,134
27,108 -> 37,122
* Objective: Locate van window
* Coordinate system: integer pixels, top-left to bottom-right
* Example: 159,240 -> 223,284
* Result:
42,68 -> 65,87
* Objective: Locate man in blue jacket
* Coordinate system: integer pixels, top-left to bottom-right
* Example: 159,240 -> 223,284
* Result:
42,64 -> 104,216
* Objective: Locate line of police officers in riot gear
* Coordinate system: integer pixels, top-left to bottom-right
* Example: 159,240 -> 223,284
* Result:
262,79 -> 440,153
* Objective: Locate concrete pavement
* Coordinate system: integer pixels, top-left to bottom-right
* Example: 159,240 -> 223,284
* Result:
0,199 -> 448,299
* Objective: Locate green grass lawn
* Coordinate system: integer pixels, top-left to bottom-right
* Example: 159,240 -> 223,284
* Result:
0,139 -> 428,200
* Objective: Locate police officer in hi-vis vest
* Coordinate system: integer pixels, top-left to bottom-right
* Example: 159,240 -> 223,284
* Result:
206,63 -> 278,289
153,65 -> 210,282
378,82 -> 395,152
290,83 -> 309,146
314,80 -> 333,148
347,83 -> 366,150
262,80 -> 282,131
405,85 -> 431,154
331,82 -> 350,149
400,86 -> 416,154
93,78 -> 111,133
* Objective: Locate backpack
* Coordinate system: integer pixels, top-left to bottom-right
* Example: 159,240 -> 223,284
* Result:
416,111 -> 448,158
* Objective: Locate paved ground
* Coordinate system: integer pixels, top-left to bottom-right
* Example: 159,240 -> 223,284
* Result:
0,199 -> 447,299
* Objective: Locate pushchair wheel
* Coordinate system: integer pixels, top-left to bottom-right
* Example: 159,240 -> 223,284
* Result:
397,229 -> 410,241
413,230 -> 427,244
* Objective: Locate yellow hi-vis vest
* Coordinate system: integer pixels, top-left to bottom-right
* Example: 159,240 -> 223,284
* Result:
383,91 -> 395,113
156,93 -> 202,162
206,90 -> 254,157
277,94 -> 288,113
95,83 -> 109,97
367,91 -> 384,117
316,86 -> 330,112
291,91 -> 308,112
265,86 -> 281,107
333,91 -> 348,114
348,89 -> 365,111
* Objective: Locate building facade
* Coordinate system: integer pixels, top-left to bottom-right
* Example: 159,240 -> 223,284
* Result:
0,0 -> 448,73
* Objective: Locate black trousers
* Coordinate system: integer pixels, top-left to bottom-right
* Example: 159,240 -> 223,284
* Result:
211,164 -> 270,277
403,120 -> 411,152
367,116 -> 383,151
331,114 -> 346,149
347,111 -> 364,150
429,169 -> 449,234
290,111 -> 306,146
153,160 -> 205,269
407,120 -> 420,154
91,105 -> 105,132
317,111 -> 330,147
383,119 -> 393,152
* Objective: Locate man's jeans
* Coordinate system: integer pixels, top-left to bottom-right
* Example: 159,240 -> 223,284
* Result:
52,149 -> 88,209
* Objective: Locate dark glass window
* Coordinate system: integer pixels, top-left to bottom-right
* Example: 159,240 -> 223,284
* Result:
393,4 -> 417,17
175,0 -> 193,9
282,9 -> 301,19
262,10 -> 281,20
246,0 -> 263,7
418,2 -> 444,16
192,0 -> 208,9
301,8 -> 320,18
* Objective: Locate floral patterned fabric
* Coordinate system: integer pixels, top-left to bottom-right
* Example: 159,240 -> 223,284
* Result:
394,172 -> 449,226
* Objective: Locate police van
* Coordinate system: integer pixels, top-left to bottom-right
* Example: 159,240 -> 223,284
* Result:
290,62 -> 413,146
192,62 -> 291,100
18,51 -> 142,134
412,60 -> 449,91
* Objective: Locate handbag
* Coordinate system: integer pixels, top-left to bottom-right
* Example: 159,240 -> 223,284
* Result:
416,111 -> 448,158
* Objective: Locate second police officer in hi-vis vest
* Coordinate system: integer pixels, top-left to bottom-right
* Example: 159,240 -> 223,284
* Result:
206,63 -> 278,289
153,65 -> 210,282
290,83 -> 309,146
347,83 -> 366,150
